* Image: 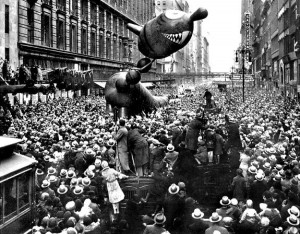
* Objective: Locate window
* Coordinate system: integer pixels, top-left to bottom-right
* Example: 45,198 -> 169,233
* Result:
41,14 -> 51,47
5,5 -> 9,33
81,27 -> 87,54
106,34 -> 111,59
119,39 -> 122,61
57,19 -> 65,50
113,16 -> 117,33
70,0 -> 78,15
4,178 -> 17,220
99,8 -> 104,28
106,12 -> 111,31
113,37 -> 117,60
18,173 -> 30,212
1,172 -> 31,225
90,31 -> 96,56
5,48 -> 9,62
99,31 -> 104,58
119,20 -> 123,36
70,24 -> 77,52
27,8 -> 34,43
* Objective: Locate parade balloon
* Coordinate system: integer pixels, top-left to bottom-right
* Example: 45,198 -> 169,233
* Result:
136,58 -> 152,73
105,72 -> 168,115
125,70 -> 141,85
127,8 -> 208,59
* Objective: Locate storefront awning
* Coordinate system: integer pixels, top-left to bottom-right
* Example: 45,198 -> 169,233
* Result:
94,82 -> 107,89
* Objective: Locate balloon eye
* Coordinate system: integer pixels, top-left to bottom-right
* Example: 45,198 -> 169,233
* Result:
164,10 -> 185,20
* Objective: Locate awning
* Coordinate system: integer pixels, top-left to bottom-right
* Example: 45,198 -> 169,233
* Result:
94,82 -> 107,89
0,153 -> 37,182
141,82 -> 155,88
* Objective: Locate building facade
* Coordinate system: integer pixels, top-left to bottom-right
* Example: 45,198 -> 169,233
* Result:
249,0 -> 300,98
18,0 -> 155,81
0,0 -> 19,71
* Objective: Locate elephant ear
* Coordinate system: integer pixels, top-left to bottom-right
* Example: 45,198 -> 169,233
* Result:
137,58 -> 154,73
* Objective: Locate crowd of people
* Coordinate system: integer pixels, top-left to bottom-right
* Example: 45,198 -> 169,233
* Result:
1,82 -> 300,234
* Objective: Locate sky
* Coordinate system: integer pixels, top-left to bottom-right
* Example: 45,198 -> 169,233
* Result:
188,0 -> 242,72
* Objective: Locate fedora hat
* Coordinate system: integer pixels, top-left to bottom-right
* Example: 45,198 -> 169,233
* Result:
255,173 -> 264,181
67,170 -> 76,179
85,148 -> 96,157
84,169 -> 95,178
107,139 -> 116,147
41,180 -> 50,188
57,184 -> 68,195
288,206 -> 300,217
167,144 -> 175,152
36,168 -> 44,176
70,178 -> 78,187
192,208 -> 204,219
220,196 -> 231,206
168,183 -> 180,195
60,169 -> 67,177
44,155 -> 51,162
287,214 -> 300,226
49,175 -> 58,183
248,165 -> 258,174
47,166 -> 57,175
263,162 -> 271,169
275,164 -> 283,171
82,177 -> 91,186
209,212 -> 222,223
273,174 -> 282,182
154,213 -> 166,225
73,186 -> 84,195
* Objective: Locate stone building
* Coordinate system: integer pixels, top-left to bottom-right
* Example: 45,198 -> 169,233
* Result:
0,0 -> 19,70
248,0 -> 300,98
18,0 -> 155,81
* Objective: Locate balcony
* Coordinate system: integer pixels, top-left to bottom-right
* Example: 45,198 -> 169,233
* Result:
41,0 -> 52,9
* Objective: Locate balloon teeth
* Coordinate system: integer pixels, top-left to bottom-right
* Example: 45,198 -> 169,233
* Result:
162,32 -> 190,44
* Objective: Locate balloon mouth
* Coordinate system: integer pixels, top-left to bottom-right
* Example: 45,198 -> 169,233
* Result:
162,31 -> 191,45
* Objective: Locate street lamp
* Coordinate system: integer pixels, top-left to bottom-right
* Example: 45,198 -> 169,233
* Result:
235,45 -> 252,102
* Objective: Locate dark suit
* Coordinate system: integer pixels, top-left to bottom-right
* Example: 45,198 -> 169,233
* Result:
143,224 -> 167,234
114,126 -> 130,171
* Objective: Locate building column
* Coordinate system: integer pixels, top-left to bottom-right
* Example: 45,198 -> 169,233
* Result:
87,0 -> 90,55
122,37 -> 128,62
34,3 -> 42,46
96,4 -> 99,57
77,0 -> 81,54
52,0 -> 57,48
65,0 -> 70,51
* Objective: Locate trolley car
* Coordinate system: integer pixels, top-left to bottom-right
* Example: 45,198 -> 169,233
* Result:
0,137 -> 37,234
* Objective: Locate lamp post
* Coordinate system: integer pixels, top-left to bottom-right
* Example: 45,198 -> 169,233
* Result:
235,45 -> 251,102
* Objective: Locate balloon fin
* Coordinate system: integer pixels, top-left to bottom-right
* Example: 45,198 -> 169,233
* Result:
190,8 -> 208,22
127,23 -> 143,36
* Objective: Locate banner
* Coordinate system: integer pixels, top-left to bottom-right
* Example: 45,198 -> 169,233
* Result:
7,94 -> 14,106
32,94 -> 38,104
24,93 -> 31,105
